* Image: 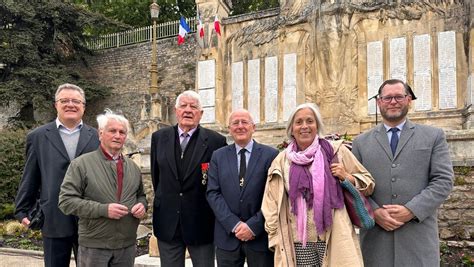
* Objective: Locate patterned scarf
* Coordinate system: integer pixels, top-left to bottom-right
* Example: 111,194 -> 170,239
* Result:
286,137 -> 344,246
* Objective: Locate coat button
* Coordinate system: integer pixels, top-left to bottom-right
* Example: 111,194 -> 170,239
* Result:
177,210 -> 180,214
392,194 -> 398,199
179,193 -> 183,196
391,178 -> 396,182
391,164 -> 397,168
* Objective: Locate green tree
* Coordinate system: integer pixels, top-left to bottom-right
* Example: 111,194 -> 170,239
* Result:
73,0 -> 197,28
231,0 -> 279,15
0,0 -> 121,123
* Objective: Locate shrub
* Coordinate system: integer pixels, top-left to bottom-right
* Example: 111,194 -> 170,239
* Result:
0,128 -> 28,215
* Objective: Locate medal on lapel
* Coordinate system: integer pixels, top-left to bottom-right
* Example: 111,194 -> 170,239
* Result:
201,162 -> 209,185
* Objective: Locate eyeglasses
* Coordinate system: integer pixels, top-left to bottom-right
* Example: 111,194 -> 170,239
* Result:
378,95 -> 408,103
230,120 -> 252,127
56,98 -> 84,105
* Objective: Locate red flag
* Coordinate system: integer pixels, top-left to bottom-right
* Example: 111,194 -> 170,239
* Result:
197,14 -> 204,38
214,15 -> 221,36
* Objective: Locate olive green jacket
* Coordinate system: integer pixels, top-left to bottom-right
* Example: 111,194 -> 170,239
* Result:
59,149 -> 147,249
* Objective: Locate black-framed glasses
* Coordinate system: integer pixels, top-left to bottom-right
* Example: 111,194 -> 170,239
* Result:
378,95 -> 408,103
56,98 -> 84,105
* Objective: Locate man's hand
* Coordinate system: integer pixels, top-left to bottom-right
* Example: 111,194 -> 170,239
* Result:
107,203 -> 129,219
21,217 -> 30,227
383,204 -> 414,223
235,222 -> 255,242
374,208 -> 404,231
130,203 -> 146,219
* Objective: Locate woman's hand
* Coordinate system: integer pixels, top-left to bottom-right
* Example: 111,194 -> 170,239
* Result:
330,163 -> 354,184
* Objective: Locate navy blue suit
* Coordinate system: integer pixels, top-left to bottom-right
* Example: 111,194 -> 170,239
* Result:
206,141 -> 278,253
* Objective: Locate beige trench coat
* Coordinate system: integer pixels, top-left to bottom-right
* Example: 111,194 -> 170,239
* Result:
261,140 -> 375,267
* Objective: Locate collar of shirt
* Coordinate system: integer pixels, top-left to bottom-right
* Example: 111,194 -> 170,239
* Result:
56,118 -> 83,134
178,126 -> 198,139
235,139 -> 254,155
383,120 -> 405,143
383,120 -> 406,133
100,144 -> 122,163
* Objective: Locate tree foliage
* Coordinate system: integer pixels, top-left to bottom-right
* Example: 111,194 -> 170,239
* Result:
230,0 -> 279,16
71,0 -> 279,28
72,0 -> 197,29
0,0 -> 121,123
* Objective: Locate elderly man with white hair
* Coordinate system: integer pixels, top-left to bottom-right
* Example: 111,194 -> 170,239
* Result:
59,109 -> 147,267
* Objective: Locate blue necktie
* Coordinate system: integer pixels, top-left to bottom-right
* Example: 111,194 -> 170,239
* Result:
389,128 -> 399,156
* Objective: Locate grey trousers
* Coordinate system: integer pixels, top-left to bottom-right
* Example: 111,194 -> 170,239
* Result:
78,245 -> 135,267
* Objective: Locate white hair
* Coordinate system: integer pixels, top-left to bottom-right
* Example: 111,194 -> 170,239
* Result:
228,109 -> 255,125
96,109 -> 130,133
285,103 -> 324,140
175,90 -> 202,110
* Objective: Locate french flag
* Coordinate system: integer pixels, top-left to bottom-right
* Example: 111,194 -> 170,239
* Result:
178,16 -> 191,45
197,10 -> 204,38
214,15 -> 221,36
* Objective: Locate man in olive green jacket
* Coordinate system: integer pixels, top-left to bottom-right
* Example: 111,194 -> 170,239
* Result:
59,110 -> 147,267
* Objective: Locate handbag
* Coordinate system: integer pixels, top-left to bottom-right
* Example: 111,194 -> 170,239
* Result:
27,200 -> 44,230
340,179 -> 375,229
322,137 -> 375,229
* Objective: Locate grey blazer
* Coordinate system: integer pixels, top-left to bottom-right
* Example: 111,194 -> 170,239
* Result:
15,121 -> 99,238
352,119 -> 453,267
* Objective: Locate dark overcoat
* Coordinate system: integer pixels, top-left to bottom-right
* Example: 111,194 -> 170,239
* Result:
15,121 -> 99,237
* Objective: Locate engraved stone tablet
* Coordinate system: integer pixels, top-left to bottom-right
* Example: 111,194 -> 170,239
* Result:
232,61 -> 244,111
438,31 -> 456,109
390,37 -> 406,81
248,59 -> 260,123
265,57 -> 278,122
198,60 -> 215,89
198,60 -> 216,123
413,34 -> 432,111
283,53 -> 297,122
367,41 -> 383,115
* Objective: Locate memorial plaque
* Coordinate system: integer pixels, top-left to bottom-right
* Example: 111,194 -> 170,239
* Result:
283,53 -> 297,122
390,37 -> 407,81
198,60 -> 215,89
438,31 -> 457,109
265,57 -> 278,123
367,41 -> 383,114
248,59 -> 260,123
201,107 -> 215,124
413,34 -> 432,111
232,61 -> 244,111
198,60 -> 216,123
199,88 -> 215,108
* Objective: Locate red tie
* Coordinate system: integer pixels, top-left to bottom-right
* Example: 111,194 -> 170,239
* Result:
100,146 -> 124,201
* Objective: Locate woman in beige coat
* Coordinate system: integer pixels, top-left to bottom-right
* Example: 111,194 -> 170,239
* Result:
261,103 -> 374,267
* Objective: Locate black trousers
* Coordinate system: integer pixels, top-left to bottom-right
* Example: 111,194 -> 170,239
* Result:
43,235 -> 78,267
158,223 -> 215,267
216,242 -> 274,267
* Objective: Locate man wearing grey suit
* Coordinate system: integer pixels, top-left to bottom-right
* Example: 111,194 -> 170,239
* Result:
15,83 -> 100,267
352,79 -> 453,267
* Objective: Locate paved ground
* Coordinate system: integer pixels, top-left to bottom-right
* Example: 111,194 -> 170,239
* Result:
0,248 -> 75,267
0,247 -> 200,267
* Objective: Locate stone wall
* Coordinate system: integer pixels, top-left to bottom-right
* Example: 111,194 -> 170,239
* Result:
74,37 -> 198,141
439,166 -> 474,240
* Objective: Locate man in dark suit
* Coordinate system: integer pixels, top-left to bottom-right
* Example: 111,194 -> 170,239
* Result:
207,109 -> 278,266
15,83 -> 100,267
352,79 -> 453,266
150,90 -> 227,267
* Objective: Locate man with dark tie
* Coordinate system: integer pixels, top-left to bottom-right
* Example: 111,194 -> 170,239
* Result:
150,90 -> 227,266
14,83 -> 100,267
352,79 -> 454,267
207,109 -> 278,266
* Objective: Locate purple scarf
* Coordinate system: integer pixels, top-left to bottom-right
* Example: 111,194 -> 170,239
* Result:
286,137 -> 344,246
